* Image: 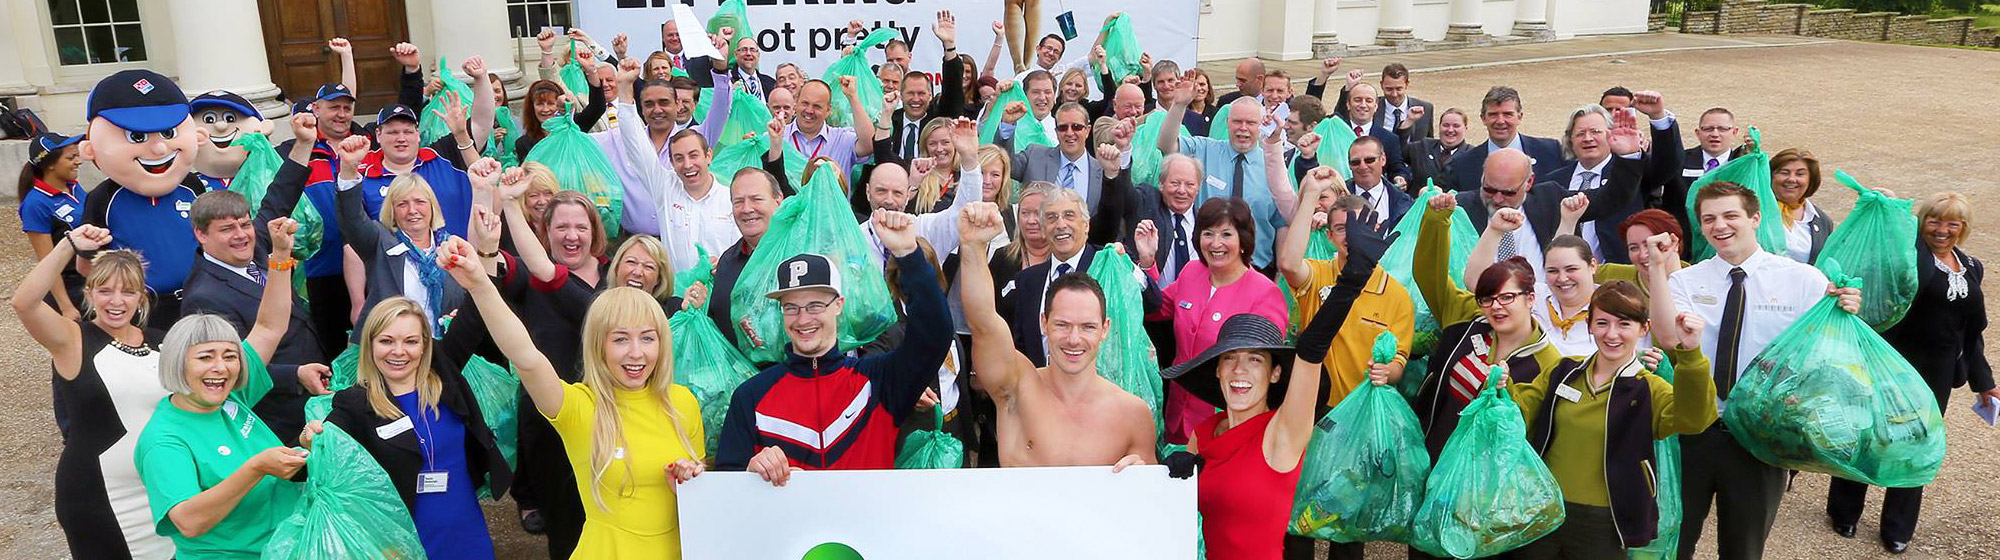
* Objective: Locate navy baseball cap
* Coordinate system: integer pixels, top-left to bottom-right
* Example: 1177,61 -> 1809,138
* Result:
314,84 -> 357,103
377,104 -> 420,125
190,90 -> 259,118
766,253 -> 843,299
28,132 -> 82,165
85,69 -> 191,133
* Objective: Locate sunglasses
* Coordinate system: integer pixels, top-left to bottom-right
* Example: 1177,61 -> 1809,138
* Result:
1055,123 -> 1090,132
1347,155 -> 1380,167
1482,186 -> 1523,197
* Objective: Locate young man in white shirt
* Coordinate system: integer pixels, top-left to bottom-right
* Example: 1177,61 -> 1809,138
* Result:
1666,180 -> 1860,560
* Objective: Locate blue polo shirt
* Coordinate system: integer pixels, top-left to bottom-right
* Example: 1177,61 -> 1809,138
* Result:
83,176 -> 202,295
1174,135 -> 1291,268
354,142 -> 472,240
195,174 -> 232,192
19,178 -> 84,236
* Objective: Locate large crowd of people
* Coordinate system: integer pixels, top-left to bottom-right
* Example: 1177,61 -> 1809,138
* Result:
12,7 -> 1993,560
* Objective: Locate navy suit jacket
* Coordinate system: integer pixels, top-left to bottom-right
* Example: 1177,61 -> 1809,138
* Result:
1003,245 -> 1163,366
1347,180 -> 1415,227
1441,135 -> 1565,192
1453,154 -> 1649,252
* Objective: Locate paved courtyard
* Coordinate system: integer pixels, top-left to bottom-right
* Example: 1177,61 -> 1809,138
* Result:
1,33 -> 1995,559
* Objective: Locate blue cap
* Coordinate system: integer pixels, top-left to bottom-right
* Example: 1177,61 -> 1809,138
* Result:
377,104 -> 419,125
314,84 -> 356,103
85,69 -> 191,133
190,90 -> 260,119
29,132 -> 82,165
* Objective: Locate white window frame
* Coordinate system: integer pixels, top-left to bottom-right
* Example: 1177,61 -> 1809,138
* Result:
45,0 -> 151,67
506,0 -> 576,39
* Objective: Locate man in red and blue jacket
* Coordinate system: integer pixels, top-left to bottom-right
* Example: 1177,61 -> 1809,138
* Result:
717,210 -> 951,481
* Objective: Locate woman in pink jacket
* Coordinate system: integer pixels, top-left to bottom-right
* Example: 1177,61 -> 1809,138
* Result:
1145,197 -> 1290,444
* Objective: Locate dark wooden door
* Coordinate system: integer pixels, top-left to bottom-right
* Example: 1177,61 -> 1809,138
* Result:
260,0 -> 410,111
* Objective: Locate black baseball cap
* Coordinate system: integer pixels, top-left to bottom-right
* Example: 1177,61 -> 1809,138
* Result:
766,253 -> 843,299
314,83 -> 357,103
29,132 -> 81,165
190,90 -> 259,118
85,69 -> 191,133
377,104 -> 420,125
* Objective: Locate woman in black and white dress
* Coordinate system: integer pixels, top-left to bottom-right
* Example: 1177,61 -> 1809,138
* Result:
9,224 -> 172,559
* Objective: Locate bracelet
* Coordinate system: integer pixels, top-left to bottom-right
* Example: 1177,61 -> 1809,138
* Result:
270,258 -> 298,272
478,248 -> 501,258
457,139 -> 475,151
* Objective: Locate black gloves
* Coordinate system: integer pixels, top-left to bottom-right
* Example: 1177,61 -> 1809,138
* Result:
1163,451 -> 1204,479
1340,209 -> 1398,280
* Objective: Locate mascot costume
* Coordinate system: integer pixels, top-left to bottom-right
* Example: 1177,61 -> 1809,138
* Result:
81,69 -> 206,321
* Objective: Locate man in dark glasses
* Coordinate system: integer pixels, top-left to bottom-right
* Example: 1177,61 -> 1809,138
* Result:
1343,136 -> 1412,226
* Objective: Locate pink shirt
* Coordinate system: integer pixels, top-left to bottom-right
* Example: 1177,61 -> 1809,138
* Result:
1153,259 -> 1289,443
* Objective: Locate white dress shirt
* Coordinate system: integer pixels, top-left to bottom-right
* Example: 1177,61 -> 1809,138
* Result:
1668,250 -> 1829,410
1384,98 -> 1410,131
1353,181 -> 1392,223
1161,206 -> 1197,286
203,253 -> 260,284
611,102 -> 739,272
863,166 -> 984,267
1566,157 -> 1612,260
1782,201 -> 1821,264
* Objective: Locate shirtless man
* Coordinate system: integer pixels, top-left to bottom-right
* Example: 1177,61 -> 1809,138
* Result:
956,201 -> 1157,469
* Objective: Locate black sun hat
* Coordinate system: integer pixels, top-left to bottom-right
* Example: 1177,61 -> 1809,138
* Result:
1159,313 -> 1298,409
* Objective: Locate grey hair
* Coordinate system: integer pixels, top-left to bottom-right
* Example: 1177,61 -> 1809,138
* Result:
1160,153 -> 1205,184
1151,59 -> 1181,79
158,314 -> 247,395
1038,184 -> 1090,220
1561,103 -> 1615,160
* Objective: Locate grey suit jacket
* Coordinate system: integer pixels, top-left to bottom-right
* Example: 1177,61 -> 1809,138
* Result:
996,131 -> 1104,215
336,182 -> 468,343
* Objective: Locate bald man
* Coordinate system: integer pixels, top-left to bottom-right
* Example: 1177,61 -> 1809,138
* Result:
1159,82 -> 1299,273
1215,58 -> 1265,109
1085,83 -> 1147,122
1451,147 -> 1645,281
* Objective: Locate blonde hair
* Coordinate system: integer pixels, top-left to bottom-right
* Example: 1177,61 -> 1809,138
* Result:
578,287 -> 698,512
378,174 -> 447,232
609,235 -> 677,301
353,298 -> 444,420
522,162 -> 561,202
912,119 -> 958,212
976,144 -> 1015,211
83,250 -> 151,327
1059,68 -> 1090,101
1917,191 -> 1974,247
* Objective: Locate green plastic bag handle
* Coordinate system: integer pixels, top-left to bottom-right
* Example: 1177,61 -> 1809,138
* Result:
1370,331 -> 1399,365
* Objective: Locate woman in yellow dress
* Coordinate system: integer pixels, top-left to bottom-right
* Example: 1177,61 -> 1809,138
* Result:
440,229 -> 704,558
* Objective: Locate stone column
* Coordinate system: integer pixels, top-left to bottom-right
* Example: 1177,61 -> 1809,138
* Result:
166,0 -> 283,115
1513,0 -> 1553,38
426,0 -> 524,87
1446,0 -> 1488,43
1376,0 -> 1419,46
1312,0 -> 1345,57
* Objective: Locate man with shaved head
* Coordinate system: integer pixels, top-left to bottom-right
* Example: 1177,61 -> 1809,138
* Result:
1159,81 -> 1299,274
1216,58 -> 1266,109
1451,128 -> 1647,280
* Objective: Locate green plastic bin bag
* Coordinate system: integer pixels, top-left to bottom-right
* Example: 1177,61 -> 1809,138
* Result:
486,105 -> 524,168
1410,367 -> 1564,559
978,82 -> 1054,149
1685,127 -> 1786,260
262,422 -> 425,559
226,131 -> 325,287
1207,103 -> 1232,140
1310,116 -> 1362,181
707,0 -> 754,66
714,87 -> 772,152
329,343 -> 360,392
711,135 -> 771,189
525,113 -> 625,237
1086,247 -> 1164,432
729,159 -> 897,363
822,28 -> 897,129
1629,356 -> 1683,560
671,308 -> 758,459
1812,171 -> 1917,332
1098,14 -> 1144,85
895,408 -> 965,469
558,41 -> 589,100
1720,260 -> 1947,488
460,355 -> 521,483
1290,332 -> 1430,543
1380,181 -> 1478,359
1129,110 -> 1190,187
420,56 -> 477,148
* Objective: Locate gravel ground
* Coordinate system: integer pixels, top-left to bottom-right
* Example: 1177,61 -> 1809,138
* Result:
1,38 -> 1995,559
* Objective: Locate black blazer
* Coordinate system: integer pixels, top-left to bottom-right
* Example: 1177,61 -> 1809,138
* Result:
325,303 -> 511,511
1404,138 -> 1469,195
1884,246 -> 1995,397
1124,185 -> 1181,276
1347,179 -> 1416,227
1002,244 -> 1163,366
1441,135 -> 1566,193
686,55 -> 777,98
1540,154 -> 1651,264
1454,155 -> 1648,251
336,182 -> 469,344
1327,83 -> 1436,141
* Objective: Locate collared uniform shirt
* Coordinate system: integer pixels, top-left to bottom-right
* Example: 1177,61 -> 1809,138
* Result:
1667,250 -> 1827,410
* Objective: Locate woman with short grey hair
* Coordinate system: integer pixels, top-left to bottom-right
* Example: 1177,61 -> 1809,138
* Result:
133,217 -> 306,557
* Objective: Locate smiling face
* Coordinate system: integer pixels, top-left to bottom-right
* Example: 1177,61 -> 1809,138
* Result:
1623,224 -> 1659,274
1054,107 -> 1089,158
902,76 -> 933,118
1380,74 -> 1408,105
1347,84 -> 1378,127
639,84 -> 678,133
1772,160 -> 1811,206
1261,75 -> 1291,109
376,120 -> 421,165
672,87 -> 697,124
181,340 -> 242,408
1017,192 -> 1048,251
48,146 -> 83,183
1199,221 -> 1244,270
797,82 -> 831,133
925,130 -> 955,162
1348,141 -> 1385,188
1113,85 -> 1145,120
867,164 -> 913,212
1698,194 -> 1760,260
1439,111 -> 1467,146
1160,160 -> 1201,214
390,188 -> 435,238
602,325 -> 662,390
1544,246 -> 1596,305
88,277 -> 144,329
546,201 -> 598,268
1041,195 -> 1088,259
195,214 -> 257,267
731,174 -> 783,240
615,248 -> 661,293
1036,36 -> 1064,69
1478,276 -> 1535,335
370,314 -> 427,388
1568,112 -> 1609,165
1041,288 -> 1107,376
1215,349 -> 1279,413
1190,72 -> 1211,103
1060,73 -> 1089,104
736,38 -> 761,71
669,135 -> 713,188
1922,215 -> 1964,253
775,64 -> 804,93
534,91 -> 563,123
192,108 -> 261,176
1697,112 -> 1735,156
779,289 -> 843,358
1482,99 -> 1522,145
662,24 -> 683,52
1588,309 -> 1647,364
82,115 -> 203,196
314,98 -> 355,138
1225,99 -> 1263,152
1027,76 -> 1057,119
980,161 -> 1006,202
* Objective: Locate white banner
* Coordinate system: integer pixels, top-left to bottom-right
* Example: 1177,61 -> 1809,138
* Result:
575,0 -> 1199,79
676,466 -> 1199,559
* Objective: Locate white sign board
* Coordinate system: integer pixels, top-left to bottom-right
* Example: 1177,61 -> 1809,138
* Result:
575,0 -> 1199,78
677,466 -> 1199,559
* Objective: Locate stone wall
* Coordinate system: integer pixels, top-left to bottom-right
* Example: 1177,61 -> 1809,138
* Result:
1682,0 -> 1996,48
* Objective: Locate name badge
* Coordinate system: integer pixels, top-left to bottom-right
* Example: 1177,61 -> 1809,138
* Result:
1205,175 -> 1227,192
1693,294 -> 1717,306
1178,300 -> 1193,309
416,470 -> 449,494
376,416 -> 414,440
55,204 -> 75,219
175,200 -> 192,212
1555,384 -> 1583,403
1682,168 -> 1707,178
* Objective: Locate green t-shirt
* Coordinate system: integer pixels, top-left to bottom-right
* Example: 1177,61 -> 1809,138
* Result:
135,340 -> 299,559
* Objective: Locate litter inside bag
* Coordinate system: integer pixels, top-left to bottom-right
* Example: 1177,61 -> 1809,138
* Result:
1410,368 -> 1565,559
420,55 -> 478,149
460,355 -> 521,485
1381,182 -> 1478,358
1721,260 -> 1947,487
262,422 -> 426,559
1311,116 -> 1362,181
1086,247 -> 1164,434
1812,171 -> 1917,332
1129,110 -> 1190,187
671,308 -> 758,459
1098,14 -> 1144,85
729,160 -> 896,363
329,343 -> 360,392
525,113 -> 625,237
1290,332 -> 1431,543
895,408 -> 965,469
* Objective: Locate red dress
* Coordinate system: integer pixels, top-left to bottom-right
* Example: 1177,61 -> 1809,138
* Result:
1194,410 -> 1301,560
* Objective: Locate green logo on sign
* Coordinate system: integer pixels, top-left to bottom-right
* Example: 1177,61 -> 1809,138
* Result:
801,542 -> 864,560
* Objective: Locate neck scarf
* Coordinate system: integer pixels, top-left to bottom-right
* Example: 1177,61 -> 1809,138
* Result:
1779,199 -> 1805,224
395,228 -> 451,337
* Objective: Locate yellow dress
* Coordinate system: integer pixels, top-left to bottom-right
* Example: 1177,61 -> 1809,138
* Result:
549,383 -> 704,559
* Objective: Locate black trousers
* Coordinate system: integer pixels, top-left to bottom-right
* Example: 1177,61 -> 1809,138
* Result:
1281,535 -> 1365,559
1511,503 -> 1623,560
304,275 -> 352,360
1825,384 -> 1950,543
1678,424 -> 1785,560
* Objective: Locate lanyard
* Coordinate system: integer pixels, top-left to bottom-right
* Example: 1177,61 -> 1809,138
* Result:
792,130 -> 828,161
411,406 -> 438,471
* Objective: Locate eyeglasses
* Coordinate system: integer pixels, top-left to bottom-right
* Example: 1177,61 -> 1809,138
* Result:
780,301 -> 834,316
1055,123 -> 1090,132
1476,290 -> 1530,308
1347,156 -> 1380,167
1697,126 -> 1735,134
